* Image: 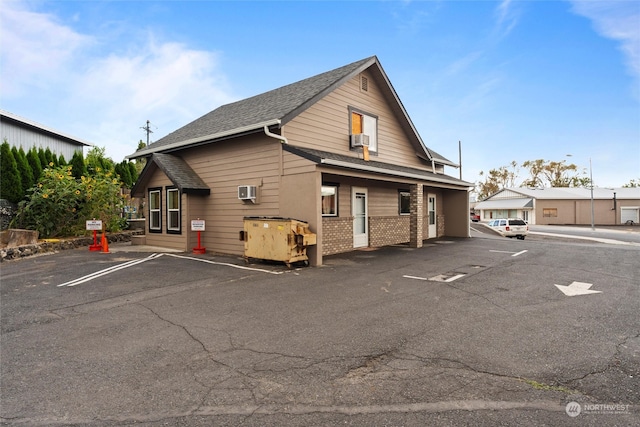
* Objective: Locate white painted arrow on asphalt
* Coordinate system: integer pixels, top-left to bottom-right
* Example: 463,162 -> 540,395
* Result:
554,281 -> 602,296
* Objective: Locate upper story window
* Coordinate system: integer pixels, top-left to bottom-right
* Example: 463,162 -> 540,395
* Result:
148,188 -> 161,233
166,187 -> 181,233
350,108 -> 377,153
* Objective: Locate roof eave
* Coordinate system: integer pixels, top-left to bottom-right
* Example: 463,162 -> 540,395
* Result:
126,118 -> 282,159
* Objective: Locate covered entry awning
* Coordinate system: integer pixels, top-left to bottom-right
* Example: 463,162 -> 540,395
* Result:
475,198 -> 533,209
131,153 -> 210,197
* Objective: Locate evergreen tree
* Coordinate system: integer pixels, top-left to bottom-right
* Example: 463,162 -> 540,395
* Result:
13,147 -> 34,198
114,161 -> 132,187
127,161 -> 138,185
38,148 -> 48,169
26,148 -> 43,182
44,148 -> 55,167
70,151 -> 87,179
58,154 -> 67,166
0,142 -> 23,203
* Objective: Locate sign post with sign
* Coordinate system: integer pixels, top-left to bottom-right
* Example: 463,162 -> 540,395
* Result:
86,219 -> 103,251
191,219 -> 206,254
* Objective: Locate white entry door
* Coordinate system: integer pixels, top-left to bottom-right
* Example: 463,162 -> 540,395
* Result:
352,187 -> 368,248
428,194 -> 437,238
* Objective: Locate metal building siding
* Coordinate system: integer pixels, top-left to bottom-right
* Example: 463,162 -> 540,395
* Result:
1,120 -> 83,160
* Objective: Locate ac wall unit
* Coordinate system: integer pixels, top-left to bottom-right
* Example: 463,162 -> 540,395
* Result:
350,133 -> 370,147
238,185 -> 257,201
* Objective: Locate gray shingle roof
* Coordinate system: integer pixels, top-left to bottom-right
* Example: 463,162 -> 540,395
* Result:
128,56 -> 456,167
283,145 -> 472,187
131,153 -> 210,197
130,57 -> 376,157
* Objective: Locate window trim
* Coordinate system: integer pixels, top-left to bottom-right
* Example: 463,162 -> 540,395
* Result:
543,208 -> 558,218
398,190 -> 410,215
348,106 -> 378,153
148,188 -> 162,233
321,184 -> 339,217
166,187 -> 181,234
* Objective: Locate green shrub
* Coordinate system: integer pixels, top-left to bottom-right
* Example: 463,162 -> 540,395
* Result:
11,165 -> 126,238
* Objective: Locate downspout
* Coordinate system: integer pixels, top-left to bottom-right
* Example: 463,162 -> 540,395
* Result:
264,122 -> 288,144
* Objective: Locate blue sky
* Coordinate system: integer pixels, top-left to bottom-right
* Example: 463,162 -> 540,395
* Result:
2,0 -> 639,188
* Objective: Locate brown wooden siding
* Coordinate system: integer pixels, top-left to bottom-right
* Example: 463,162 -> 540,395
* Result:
284,70 -> 429,170
177,136 -> 283,255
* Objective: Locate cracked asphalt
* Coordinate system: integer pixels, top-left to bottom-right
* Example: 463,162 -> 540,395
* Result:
1,233 -> 638,426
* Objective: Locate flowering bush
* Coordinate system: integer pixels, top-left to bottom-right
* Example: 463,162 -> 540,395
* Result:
11,164 -> 126,238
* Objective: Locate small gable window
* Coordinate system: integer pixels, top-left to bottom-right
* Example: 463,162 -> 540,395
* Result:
149,188 -> 162,233
167,187 -> 181,233
350,109 -> 377,152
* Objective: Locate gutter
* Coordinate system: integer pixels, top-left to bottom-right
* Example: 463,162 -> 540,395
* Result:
126,118 -> 282,160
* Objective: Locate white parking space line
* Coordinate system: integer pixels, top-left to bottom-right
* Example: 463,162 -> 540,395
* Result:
57,252 -> 286,288
403,275 -> 429,281
402,273 -> 466,283
58,253 -> 164,287
490,249 -> 528,257
166,253 -> 285,274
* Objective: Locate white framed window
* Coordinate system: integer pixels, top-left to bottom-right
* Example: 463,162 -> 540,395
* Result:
322,185 -> 338,216
166,188 -> 181,233
350,108 -> 378,152
149,188 -> 161,232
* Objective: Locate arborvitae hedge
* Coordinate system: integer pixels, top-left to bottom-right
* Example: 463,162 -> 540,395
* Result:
0,142 -> 23,203
26,148 -> 43,182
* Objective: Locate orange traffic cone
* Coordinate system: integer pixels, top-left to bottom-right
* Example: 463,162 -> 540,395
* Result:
101,233 -> 110,253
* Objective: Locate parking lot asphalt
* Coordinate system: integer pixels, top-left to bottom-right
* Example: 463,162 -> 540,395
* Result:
1,233 -> 638,426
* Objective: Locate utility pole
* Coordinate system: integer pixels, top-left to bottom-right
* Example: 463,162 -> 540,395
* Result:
458,140 -> 462,180
141,120 -> 153,146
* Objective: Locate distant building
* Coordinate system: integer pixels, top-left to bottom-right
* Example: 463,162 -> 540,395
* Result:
0,110 -> 91,160
475,187 -> 640,225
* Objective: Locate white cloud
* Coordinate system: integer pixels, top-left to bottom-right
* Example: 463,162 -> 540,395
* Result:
569,1 -> 640,78
0,1 -> 92,97
494,0 -> 520,39
1,1 -> 236,162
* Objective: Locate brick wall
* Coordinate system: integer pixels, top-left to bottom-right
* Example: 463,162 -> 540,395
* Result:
322,217 -> 353,256
370,216 -> 410,247
437,214 -> 445,237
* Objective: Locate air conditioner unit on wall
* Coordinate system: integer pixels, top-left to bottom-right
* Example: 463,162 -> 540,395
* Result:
238,185 -> 257,201
350,133 -> 370,147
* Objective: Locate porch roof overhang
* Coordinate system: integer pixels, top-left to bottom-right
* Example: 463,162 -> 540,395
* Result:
474,198 -> 534,210
284,145 -> 473,189
131,153 -> 210,197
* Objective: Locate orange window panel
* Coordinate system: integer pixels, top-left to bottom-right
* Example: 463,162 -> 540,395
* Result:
351,112 -> 363,134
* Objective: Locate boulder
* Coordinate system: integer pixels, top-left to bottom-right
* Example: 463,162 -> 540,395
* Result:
5,229 -> 39,248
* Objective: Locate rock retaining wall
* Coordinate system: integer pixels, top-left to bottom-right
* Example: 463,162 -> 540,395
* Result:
1,231 -> 144,262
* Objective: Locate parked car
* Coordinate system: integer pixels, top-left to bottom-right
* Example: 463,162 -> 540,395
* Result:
470,212 -> 480,222
487,218 -> 528,239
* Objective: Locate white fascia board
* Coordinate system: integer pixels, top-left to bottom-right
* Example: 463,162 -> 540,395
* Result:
126,119 -> 281,160
1,109 -> 92,147
320,158 -> 473,188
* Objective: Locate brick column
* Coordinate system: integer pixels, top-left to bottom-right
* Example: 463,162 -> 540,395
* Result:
410,183 -> 423,248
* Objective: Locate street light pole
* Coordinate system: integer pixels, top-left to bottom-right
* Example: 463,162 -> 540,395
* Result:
589,157 -> 595,231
